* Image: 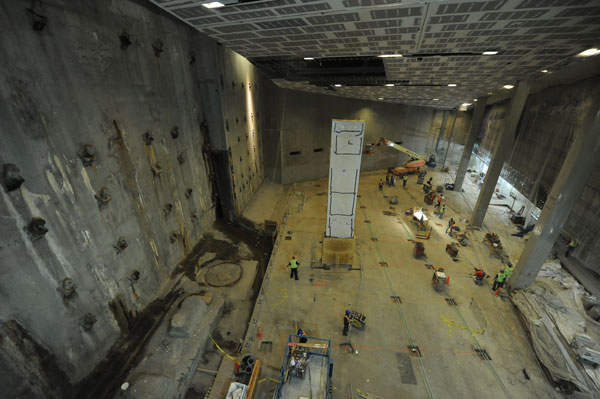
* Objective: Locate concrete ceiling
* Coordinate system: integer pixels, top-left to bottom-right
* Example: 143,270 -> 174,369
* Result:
150,0 -> 600,108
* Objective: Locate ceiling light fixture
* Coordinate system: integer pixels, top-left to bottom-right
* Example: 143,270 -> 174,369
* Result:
473,99 -> 478,102
202,1 -> 224,8
377,54 -> 403,58
334,84 -> 342,87
378,97 -> 384,100
482,50 -> 499,55
461,103 -> 472,107
432,98 -> 439,101
447,83 -> 457,87
541,69 -> 549,73
577,48 -> 600,57
384,83 -> 394,87
503,84 -> 514,89
303,57 -> 315,60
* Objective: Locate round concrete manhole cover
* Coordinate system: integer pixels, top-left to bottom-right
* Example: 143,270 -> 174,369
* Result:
205,262 -> 242,287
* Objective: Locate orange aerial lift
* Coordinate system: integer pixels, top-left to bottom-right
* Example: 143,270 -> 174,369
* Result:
364,137 -> 433,176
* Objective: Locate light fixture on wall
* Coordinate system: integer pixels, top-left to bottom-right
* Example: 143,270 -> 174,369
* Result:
334,84 -> 342,87
503,84 -> 514,89
432,98 -> 439,101
541,69 -> 549,73
377,97 -> 384,100
202,1 -> 224,8
303,57 -> 315,60
577,48 -> 600,57
473,98 -> 478,102
384,83 -> 394,87
377,54 -> 403,58
447,83 -> 457,87
482,50 -> 499,55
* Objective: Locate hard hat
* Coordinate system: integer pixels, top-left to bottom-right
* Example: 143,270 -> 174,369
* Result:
346,310 -> 351,315
297,329 -> 303,335
292,256 -> 295,259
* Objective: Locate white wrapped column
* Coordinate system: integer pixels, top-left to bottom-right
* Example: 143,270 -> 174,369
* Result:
325,120 -> 365,238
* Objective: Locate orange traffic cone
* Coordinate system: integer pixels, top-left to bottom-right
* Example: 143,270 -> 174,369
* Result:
256,327 -> 263,339
494,287 -> 501,296
445,277 -> 450,285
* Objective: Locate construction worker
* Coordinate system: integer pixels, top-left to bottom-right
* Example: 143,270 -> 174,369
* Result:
473,269 -> 488,285
503,262 -> 514,280
435,194 -> 443,209
343,310 -> 351,336
297,328 -> 307,343
566,239 -> 578,257
287,256 -> 299,280
492,271 -> 506,291
439,204 -> 446,219
403,174 -> 408,188
385,174 -> 390,186
378,179 -> 383,191
390,175 -> 396,186
446,218 -> 455,234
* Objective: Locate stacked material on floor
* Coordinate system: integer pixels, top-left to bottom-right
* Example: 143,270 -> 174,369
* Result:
512,261 -> 600,396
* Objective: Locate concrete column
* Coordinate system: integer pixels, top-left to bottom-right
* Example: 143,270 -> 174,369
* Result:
470,82 -> 530,227
441,110 -> 458,171
435,111 -> 448,153
509,93 -> 600,290
454,97 -> 487,192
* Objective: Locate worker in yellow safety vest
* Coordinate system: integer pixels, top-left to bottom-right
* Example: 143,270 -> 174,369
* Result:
287,256 -> 299,280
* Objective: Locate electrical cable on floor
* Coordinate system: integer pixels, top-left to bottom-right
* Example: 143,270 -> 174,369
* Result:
442,286 -> 513,399
358,198 -> 435,399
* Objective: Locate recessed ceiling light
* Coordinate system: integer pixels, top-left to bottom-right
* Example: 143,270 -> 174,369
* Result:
473,98 -> 478,102
384,83 -> 394,87
334,84 -> 342,87
202,1 -> 224,8
303,57 -> 315,60
503,84 -> 514,89
577,48 -> 600,57
378,97 -> 384,100
482,50 -> 499,55
432,98 -> 439,101
448,83 -> 457,87
377,54 -> 403,58
541,69 -> 549,73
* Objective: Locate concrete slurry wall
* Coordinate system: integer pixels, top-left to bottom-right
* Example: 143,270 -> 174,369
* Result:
0,0 -> 259,389
217,49 -> 279,215
279,89 -> 437,183
476,76 -> 600,273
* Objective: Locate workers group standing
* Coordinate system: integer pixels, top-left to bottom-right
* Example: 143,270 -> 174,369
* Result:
343,310 -> 351,336
403,174 -> 408,188
288,256 -> 299,280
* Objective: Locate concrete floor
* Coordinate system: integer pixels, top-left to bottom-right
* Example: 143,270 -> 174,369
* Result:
239,169 -> 561,399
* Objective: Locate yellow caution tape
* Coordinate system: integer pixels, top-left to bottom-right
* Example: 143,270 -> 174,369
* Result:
208,333 -> 236,361
272,288 -> 287,307
440,314 -> 487,337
